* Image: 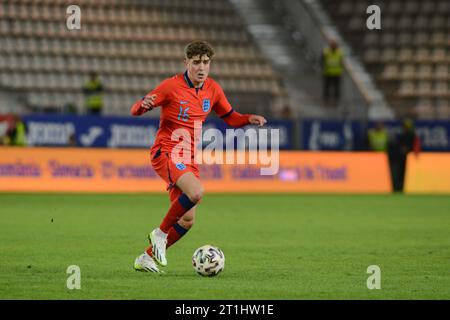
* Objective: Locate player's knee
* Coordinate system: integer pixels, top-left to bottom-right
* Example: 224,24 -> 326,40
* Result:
187,187 -> 203,204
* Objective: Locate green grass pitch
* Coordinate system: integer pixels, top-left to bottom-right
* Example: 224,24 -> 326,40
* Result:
0,193 -> 449,299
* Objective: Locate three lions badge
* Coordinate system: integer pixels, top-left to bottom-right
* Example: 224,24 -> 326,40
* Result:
202,99 -> 211,112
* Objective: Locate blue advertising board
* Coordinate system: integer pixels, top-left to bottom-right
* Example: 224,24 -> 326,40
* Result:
381,120 -> 450,152
301,120 -> 364,151
301,120 -> 450,151
21,115 -> 293,149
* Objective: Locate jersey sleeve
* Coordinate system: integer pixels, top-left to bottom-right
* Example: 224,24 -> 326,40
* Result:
212,83 -> 233,118
222,110 -> 250,128
147,78 -> 171,108
130,79 -> 171,116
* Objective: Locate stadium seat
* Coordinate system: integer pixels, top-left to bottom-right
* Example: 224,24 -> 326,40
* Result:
431,48 -> 447,63
380,48 -> 396,63
436,97 -> 450,117
413,32 -> 430,46
398,16 -> 413,30
435,65 -> 449,80
435,82 -> 449,98
387,1 -> 403,15
401,64 -> 416,80
415,16 -> 428,30
0,0 -> 281,114
414,98 -> 436,119
348,16 -> 364,31
421,1 -> 436,14
364,33 -> 379,47
398,33 -> 413,47
418,81 -> 433,97
415,48 -> 431,63
398,48 -> 414,63
431,16 -> 446,30
405,1 -> 420,14
380,64 -> 399,80
431,32 -> 446,46
436,105 -> 450,119
398,81 -> 415,97
321,0 -> 450,114
382,17 -> 396,30
417,65 -> 432,80
381,33 -> 396,47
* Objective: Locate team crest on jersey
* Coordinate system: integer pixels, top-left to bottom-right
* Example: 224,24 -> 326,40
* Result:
175,163 -> 186,171
202,99 -> 211,112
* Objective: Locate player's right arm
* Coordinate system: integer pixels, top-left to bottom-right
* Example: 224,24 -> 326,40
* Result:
130,94 -> 157,116
130,79 -> 171,116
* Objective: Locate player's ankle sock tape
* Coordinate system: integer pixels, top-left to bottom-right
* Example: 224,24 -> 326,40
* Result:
178,193 -> 196,211
173,222 -> 189,236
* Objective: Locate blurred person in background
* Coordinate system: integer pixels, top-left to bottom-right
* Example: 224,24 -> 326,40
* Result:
322,39 -> 344,107
367,121 -> 389,152
388,119 -> 421,192
83,72 -> 104,115
68,133 -> 78,147
1,115 -> 27,146
280,104 -> 293,119
64,102 -> 78,114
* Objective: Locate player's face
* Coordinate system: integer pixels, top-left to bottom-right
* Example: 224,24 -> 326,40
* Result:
185,55 -> 211,87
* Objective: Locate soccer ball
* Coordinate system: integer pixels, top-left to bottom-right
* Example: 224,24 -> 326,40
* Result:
192,245 -> 225,277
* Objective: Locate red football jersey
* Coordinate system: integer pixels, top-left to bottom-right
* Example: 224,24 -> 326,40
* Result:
144,72 -> 233,158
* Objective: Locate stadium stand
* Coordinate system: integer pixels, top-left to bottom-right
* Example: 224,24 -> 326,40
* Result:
0,0 -> 283,116
320,0 -> 450,119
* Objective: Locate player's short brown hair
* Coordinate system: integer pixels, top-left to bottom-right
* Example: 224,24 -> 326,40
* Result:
184,41 -> 215,59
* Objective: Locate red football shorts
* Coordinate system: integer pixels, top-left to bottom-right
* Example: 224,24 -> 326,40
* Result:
151,148 -> 200,202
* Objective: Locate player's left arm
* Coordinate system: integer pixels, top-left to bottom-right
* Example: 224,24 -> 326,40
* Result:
222,111 -> 266,128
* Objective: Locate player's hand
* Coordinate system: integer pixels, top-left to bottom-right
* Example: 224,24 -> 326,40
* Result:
141,94 -> 157,110
249,115 -> 267,127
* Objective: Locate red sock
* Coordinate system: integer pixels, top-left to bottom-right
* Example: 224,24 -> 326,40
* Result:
146,223 -> 189,256
159,193 -> 195,233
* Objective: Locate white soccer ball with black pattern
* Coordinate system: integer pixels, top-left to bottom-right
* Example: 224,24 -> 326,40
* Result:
192,245 -> 225,277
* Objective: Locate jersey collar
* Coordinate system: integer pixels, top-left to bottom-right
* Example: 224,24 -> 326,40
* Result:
184,70 -> 204,90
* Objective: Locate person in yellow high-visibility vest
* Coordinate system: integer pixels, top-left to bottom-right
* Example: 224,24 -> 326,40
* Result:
83,72 -> 104,115
367,122 -> 389,152
13,118 -> 27,146
322,39 -> 344,106
4,116 -> 28,146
